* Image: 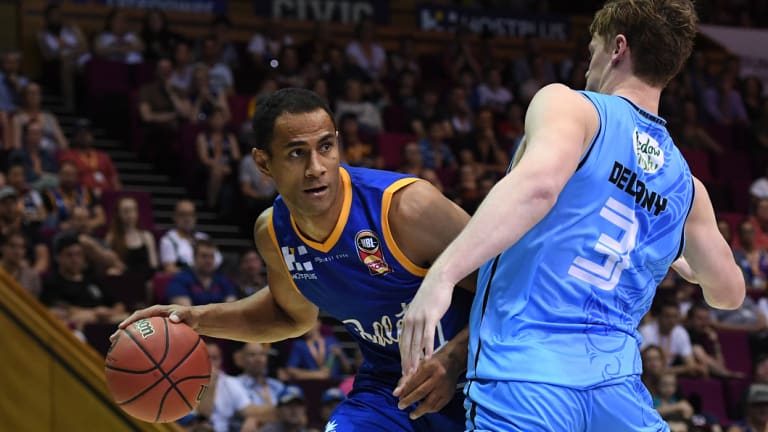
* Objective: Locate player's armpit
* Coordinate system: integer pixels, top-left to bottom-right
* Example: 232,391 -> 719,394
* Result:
682,178 -> 744,310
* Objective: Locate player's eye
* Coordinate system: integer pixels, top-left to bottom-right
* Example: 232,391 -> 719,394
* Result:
319,142 -> 333,152
288,149 -> 304,158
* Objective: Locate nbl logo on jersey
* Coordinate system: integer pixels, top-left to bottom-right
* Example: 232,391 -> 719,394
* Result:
355,230 -> 392,275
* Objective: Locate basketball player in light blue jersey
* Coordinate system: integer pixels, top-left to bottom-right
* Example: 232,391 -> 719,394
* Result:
400,1 -> 745,431
117,88 -> 475,431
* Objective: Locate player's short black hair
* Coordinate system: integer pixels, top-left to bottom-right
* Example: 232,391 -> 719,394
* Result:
251,88 -> 335,155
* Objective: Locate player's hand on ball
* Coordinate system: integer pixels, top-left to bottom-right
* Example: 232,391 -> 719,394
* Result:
110,304 -> 198,342
399,272 -> 454,375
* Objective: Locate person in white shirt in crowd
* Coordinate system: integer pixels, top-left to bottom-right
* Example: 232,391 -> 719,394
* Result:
345,17 -> 386,80
640,300 -> 708,377
200,35 -> 234,96
476,65 -> 513,114
36,4 -> 90,110
237,342 -> 285,427
94,8 -> 144,64
159,200 -> 221,273
334,79 -> 382,135
198,340 -> 260,432
169,40 -> 195,94
247,19 -> 294,69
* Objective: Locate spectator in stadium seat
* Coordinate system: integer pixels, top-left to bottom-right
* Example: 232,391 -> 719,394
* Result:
728,383 -> 768,432
274,46 -> 306,89
58,118 -> 121,196
12,82 -> 68,152
106,196 -> 158,281
159,200 -> 221,273
418,117 -> 458,172
189,64 -> 230,124
321,46 -> 367,104
198,340 -> 260,432
200,36 -> 234,96
334,79 -> 382,136
464,115 -> 509,177
67,205 -> 125,276
248,18 -> 294,70
281,319 -> 351,381
0,50 -> 29,110
387,36 -> 420,80
640,301 -> 707,377
518,56 -> 554,106
5,162 -> 46,225
320,388 -> 346,424
209,15 -> 240,70
165,239 -> 235,306
447,86 -> 474,146
339,113 -> 381,169
718,219 -> 734,246
651,373 -> 694,432
94,8 -> 143,64
196,107 -> 241,210
169,40 -> 194,94
446,25 -> 481,82
140,8 -> 181,63
258,386 -> 313,432
236,250 -> 266,298
237,342 -> 285,426
496,101 -> 525,152
398,141 -> 443,193
675,99 -> 724,154
43,161 -> 106,232
408,87 -> 450,140
742,76 -> 765,123
297,21 -> 331,70
710,293 -> 767,333
0,185 -> 49,274
0,230 -> 41,297
703,74 -> 750,126
511,36 -> 557,87
476,65 -> 513,114
641,344 -> 667,391
138,57 -> 192,130
734,220 -> 768,290
686,302 -> 745,378
41,231 -> 126,327
748,199 -> 768,250
750,167 -> 768,202
345,17 -> 387,80
9,119 -> 59,190
36,4 -> 90,111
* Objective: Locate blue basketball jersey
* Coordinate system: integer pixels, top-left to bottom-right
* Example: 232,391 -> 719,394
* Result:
468,91 -> 694,388
270,166 -> 473,385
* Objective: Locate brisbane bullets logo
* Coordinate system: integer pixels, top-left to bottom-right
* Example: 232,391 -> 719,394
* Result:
355,230 -> 392,275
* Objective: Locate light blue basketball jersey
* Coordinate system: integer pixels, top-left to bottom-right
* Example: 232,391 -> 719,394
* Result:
468,91 -> 694,389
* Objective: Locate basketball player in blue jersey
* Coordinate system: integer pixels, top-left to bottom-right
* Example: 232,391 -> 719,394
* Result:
400,1 -> 746,431
116,88 -> 475,431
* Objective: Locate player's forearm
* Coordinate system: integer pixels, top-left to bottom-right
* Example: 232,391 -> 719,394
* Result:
440,326 -> 469,376
194,289 -> 308,343
429,172 -> 558,287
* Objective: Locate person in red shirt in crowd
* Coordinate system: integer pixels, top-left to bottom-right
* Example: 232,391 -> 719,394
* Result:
58,118 -> 121,197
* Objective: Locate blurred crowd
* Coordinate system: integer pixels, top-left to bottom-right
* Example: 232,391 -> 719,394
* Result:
1,1 -> 768,431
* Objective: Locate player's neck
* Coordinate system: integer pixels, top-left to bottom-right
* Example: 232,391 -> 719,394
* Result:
606,78 -> 662,116
292,183 -> 346,244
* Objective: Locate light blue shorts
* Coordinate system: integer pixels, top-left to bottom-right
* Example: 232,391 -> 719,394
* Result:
464,375 -> 669,432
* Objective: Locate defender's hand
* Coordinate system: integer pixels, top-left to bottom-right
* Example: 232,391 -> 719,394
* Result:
399,273 -> 454,374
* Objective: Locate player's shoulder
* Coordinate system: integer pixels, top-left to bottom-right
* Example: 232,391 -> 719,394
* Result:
529,83 -> 595,113
253,207 -> 276,250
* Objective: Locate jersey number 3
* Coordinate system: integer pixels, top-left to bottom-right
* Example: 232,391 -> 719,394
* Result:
568,197 -> 639,291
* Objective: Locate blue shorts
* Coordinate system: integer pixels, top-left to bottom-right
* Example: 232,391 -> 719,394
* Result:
325,374 -> 465,432
464,375 -> 669,432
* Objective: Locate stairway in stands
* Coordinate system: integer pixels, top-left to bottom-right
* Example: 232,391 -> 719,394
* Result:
46,96 -> 253,265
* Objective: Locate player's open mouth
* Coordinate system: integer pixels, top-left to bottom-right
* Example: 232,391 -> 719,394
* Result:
304,185 -> 328,195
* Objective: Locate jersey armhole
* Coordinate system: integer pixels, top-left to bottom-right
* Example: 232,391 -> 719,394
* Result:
266,211 -> 304,296
575,92 -> 602,173
381,178 -> 429,277
674,177 -> 696,261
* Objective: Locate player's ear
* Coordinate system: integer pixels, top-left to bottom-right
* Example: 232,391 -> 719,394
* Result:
252,148 -> 272,177
612,34 -> 628,64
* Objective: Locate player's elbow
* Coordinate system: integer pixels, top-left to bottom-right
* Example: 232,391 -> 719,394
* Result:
704,265 -> 746,310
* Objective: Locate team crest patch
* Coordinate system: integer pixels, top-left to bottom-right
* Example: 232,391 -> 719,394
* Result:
633,128 -> 664,174
355,230 -> 392,275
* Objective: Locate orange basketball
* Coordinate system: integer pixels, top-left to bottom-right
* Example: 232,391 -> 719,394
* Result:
105,317 -> 211,423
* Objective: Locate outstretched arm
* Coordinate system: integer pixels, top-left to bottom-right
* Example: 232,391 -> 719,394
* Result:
114,209 -> 318,343
399,83 -> 598,373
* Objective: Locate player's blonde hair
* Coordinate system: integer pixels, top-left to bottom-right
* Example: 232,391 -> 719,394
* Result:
589,0 -> 698,86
